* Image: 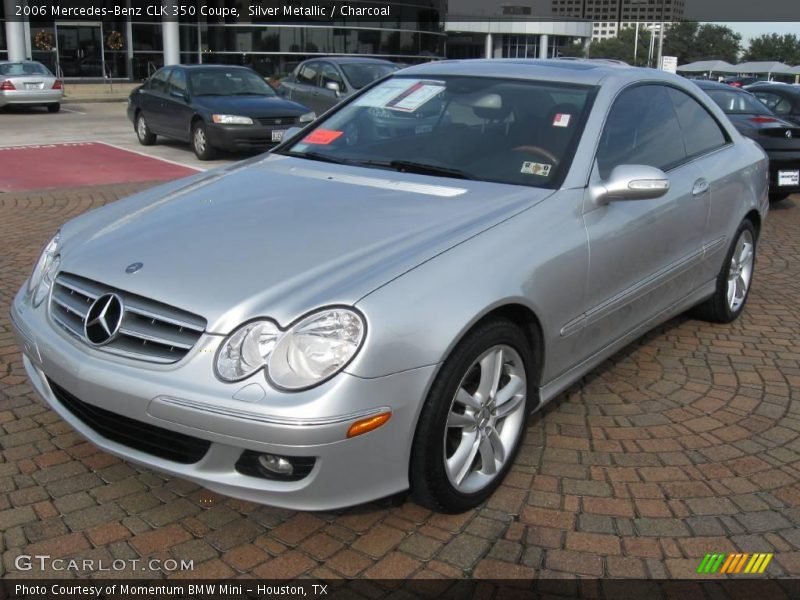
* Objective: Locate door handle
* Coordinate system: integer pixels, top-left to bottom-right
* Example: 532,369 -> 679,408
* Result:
692,178 -> 710,196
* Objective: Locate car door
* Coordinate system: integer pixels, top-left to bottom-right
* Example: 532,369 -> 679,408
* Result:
286,61 -> 321,112
160,68 -> 193,141
317,62 -> 346,113
579,84 -> 708,357
140,68 -> 172,134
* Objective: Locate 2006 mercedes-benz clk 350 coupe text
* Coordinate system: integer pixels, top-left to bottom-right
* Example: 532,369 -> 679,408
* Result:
12,60 -> 769,512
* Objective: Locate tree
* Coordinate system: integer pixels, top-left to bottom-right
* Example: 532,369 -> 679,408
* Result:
745,34 -> 800,64
587,26 -> 650,66
663,22 -> 741,64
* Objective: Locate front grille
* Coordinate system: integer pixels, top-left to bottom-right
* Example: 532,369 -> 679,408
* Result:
50,272 -> 206,364
48,379 -> 211,464
256,116 -> 298,127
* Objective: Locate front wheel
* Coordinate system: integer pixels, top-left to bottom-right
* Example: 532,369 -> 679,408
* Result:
692,220 -> 757,324
410,318 -> 534,513
135,113 -> 156,145
191,122 -> 216,160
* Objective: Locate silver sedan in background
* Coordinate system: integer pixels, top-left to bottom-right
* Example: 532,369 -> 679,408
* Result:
11,60 -> 768,513
0,61 -> 64,112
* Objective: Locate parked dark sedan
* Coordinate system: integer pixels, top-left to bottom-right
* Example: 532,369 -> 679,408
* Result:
746,82 -> 800,127
696,80 -> 800,201
128,65 -> 315,160
278,57 -> 398,115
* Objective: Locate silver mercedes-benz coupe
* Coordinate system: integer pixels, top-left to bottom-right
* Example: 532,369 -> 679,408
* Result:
11,59 -> 769,512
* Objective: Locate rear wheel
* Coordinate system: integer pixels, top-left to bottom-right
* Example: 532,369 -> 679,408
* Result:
47,103 -> 60,113
135,113 -> 156,145
410,318 -> 533,513
692,220 -> 756,324
191,121 -> 216,160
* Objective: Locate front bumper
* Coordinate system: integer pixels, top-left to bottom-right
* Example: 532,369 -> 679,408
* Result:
0,89 -> 63,107
205,122 -> 292,152
10,286 -> 435,510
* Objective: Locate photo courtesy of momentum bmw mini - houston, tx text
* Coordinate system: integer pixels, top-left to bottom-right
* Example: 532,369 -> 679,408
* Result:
11,58 -> 769,513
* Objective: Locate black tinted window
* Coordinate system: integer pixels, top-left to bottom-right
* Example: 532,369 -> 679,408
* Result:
597,85 -> 685,178
753,91 -> 793,115
668,88 -> 727,158
340,63 -> 397,89
297,62 -> 319,86
167,69 -> 187,94
148,68 -> 171,93
705,89 -> 772,115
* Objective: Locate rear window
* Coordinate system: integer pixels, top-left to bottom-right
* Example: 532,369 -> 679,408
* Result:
705,89 -> 772,115
0,62 -> 51,76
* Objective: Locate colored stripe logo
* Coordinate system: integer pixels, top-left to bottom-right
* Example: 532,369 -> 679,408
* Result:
697,553 -> 773,574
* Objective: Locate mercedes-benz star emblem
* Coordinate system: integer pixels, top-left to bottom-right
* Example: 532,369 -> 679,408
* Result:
84,293 -> 124,346
787,130 -> 793,139
125,262 -> 143,274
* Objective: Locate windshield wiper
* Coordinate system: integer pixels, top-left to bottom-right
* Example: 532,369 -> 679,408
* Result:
383,160 -> 475,180
279,151 -> 350,165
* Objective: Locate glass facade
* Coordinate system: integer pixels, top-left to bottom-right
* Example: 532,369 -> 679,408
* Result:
6,1 -> 446,80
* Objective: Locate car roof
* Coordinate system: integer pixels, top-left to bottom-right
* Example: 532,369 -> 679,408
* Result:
173,64 -> 255,71
396,58 -> 674,87
747,82 -> 800,94
305,57 -> 396,66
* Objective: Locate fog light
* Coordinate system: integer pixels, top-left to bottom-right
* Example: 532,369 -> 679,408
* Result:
257,453 -> 293,476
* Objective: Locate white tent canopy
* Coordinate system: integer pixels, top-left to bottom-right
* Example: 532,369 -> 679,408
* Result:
732,61 -> 796,75
677,60 -> 737,73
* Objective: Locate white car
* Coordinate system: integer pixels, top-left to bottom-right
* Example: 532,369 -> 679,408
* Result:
0,61 -> 64,112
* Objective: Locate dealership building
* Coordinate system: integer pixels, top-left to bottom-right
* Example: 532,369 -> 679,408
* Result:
1,0 -> 591,80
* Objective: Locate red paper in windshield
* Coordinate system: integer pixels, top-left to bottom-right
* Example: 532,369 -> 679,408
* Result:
303,129 -> 343,145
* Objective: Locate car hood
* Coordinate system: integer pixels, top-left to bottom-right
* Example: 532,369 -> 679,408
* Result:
191,95 -> 309,117
59,155 -> 549,333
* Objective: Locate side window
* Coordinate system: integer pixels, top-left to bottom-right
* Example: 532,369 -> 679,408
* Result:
320,64 -> 344,90
596,84 -> 685,179
753,91 -> 792,115
297,62 -> 320,86
668,88 -> 727,158
148,68 -> 171,94
167,69 -> 187,95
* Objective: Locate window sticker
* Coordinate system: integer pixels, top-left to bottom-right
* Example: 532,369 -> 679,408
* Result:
521,162 -> 552,176
303,129 -> 344,145
553,113 -> 572,127
354,79 -> 445,113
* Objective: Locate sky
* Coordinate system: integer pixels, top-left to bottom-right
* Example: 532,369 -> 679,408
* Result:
713,22 -> 800,44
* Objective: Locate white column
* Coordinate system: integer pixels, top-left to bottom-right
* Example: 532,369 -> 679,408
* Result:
485,33 -> 493,59
162,20 -> 180,65
539,34 -> 549,59
4,0 -> 28,61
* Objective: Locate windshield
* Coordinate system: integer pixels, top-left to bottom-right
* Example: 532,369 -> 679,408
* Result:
189,69 -> 275,97
341,63 -> 398,89
280,75 -> 595,188
0,62 -> 51,76
706,89 -> 772,115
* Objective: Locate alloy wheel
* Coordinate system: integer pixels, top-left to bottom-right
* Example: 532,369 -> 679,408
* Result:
727,229 -> 754,312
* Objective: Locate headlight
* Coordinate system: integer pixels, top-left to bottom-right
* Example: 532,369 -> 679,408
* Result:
28,231 -> 61,307
215,320 -> 280,382
215,308 -> 365,390
211,114 -> 253,125
298,111 -> 316,124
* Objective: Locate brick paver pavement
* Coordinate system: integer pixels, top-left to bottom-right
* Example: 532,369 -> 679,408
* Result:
1,184 -> 799,580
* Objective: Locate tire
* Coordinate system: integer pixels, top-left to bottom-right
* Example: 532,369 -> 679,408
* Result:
191,121 -> 216,160
47,103 -> 60,113
769,192 -> 791,203
692,220 -> 757,324
410,318 -> 534,513
135,113 -> 156,146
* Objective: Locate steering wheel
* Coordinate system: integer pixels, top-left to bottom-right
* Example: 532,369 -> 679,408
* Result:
511,145 -> 560,166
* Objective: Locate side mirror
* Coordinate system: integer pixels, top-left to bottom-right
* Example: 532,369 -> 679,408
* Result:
325,81 -> 341,96
591,164 -> 670,206
170,90 -> 188,101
